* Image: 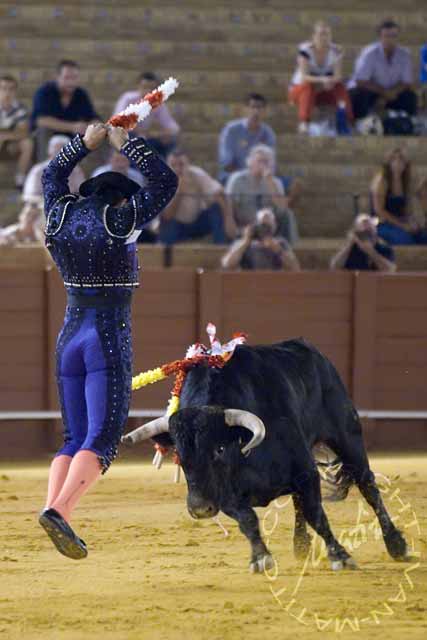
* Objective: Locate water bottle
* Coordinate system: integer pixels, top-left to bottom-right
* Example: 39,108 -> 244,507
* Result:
336,100 -> 351,135
420,44 -> 427,84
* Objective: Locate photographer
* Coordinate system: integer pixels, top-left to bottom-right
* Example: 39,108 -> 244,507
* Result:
330,214 -> 396,272
221,208 -> 300,271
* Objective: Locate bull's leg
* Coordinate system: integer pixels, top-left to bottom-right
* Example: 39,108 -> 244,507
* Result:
341,455 -> 408,560
296,472 -> 356,570
222,506 -> 274,574
292,493 -> 312,559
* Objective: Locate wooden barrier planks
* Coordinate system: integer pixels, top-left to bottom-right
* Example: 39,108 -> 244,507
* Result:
353,273 -> 427,411
198,271 -> 354,389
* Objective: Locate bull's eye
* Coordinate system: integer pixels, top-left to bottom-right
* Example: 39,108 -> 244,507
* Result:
214,445 -> 225,458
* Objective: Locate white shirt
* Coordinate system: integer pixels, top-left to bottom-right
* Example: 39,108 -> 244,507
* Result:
291,41 -> 342,85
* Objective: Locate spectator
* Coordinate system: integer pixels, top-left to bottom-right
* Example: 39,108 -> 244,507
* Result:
330,214 -> 396,272
218,93 -> 276,183
158,149 -> 237,244
289,21 -> 353,134
31,60 -> 100,161
225,144 -> 299,244
415,176 -> 427,222
91,150 -> 144,187
23,135 -> 85,205
0,75 -> 33,188
113,72 -> 180,158
348,20 -> 417,121
221,208 -> 300,271
0,202 -> 43,246
370,148 -> 427,244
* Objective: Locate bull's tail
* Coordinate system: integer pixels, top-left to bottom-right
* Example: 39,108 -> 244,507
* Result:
313,444 -> 354,502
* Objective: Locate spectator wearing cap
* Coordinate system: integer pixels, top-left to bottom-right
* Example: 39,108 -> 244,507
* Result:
348,20 -> 417,121
225,144 -> 299,245
31,60 -> 100,160
0,75 -> 33,188
159,149 -> 237,244
221,207 -> 300,271
330,214 -> 396,272
22,135 -> 85,205
218,93 -> 276,184
113,72 -> 180,158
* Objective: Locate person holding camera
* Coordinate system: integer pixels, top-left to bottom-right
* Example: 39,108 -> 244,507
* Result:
330,214 -> 396,272
221,207 -> 300,271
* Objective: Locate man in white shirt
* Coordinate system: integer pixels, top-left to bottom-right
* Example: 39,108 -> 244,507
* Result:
159,149 -> 237,244
113,71 -> 180,158
348,19 -> 417,120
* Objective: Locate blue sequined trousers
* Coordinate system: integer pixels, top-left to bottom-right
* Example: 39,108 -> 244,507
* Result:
55,301 -> 132,473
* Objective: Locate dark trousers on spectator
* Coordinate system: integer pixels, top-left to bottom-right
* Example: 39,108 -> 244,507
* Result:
349,88 -> 418,119
159,203 -> 227,245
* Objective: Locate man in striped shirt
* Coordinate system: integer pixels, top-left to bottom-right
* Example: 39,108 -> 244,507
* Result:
0,75 -> 33,188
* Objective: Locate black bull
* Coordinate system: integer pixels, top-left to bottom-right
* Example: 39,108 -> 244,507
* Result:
123,339 -> 409,572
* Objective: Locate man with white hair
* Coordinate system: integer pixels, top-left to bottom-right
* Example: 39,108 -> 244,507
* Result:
22,135 -> 85,205
330,214 -> 396,272
225,144 -> 299,244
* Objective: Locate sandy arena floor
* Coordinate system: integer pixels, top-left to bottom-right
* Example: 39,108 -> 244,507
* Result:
1,454 -> 426,640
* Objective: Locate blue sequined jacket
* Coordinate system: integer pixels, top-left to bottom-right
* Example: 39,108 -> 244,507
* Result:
42,134 -> 178,291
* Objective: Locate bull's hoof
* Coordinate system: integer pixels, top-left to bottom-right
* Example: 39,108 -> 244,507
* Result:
385,529 -> 408,560
249,553 -> 274,574
331,557 -> 358,571
293,533 -> 312,560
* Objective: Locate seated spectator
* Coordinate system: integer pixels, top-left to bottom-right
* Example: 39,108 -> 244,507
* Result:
0,202 -> 43,246
91,150 -> 144,187
348,20 -> 417,121
289,21 -> 353,134
225,144 -> 299,244
0,75 -> 33,188
371,148 -> 427,245
330,214 -> 396,272
31,60 -> 100,161
221,208 -> 300,271
23,135 -> 85,205
113,72 -> 180,158
218,93 -> 276,183
415,176 -> 427,222
158,149 -> 237,244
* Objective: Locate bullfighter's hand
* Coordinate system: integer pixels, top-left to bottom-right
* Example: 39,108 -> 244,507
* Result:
82,123 -> 107,150
107,126 -> 129,151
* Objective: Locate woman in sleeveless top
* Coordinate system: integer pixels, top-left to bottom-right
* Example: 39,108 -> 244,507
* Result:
289,21 -> 353,133
371,148 -> 427,245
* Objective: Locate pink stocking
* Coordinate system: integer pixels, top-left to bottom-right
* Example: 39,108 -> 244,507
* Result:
49,450 -> 102,523
45,455 -> 72,509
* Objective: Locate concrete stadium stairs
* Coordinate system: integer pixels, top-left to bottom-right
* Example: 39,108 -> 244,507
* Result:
0,0 -> 426,237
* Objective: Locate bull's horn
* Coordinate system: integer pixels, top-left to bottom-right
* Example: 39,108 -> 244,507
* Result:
121,415 -> 169,446
224,409 -> 266,454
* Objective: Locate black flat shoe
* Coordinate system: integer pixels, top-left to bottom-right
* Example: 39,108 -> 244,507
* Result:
39,508 -> 88,560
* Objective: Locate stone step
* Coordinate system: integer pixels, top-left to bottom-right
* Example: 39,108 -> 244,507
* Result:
2,0 -> 424,9
2,44 -> 422,89
0,6 -> 425,44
